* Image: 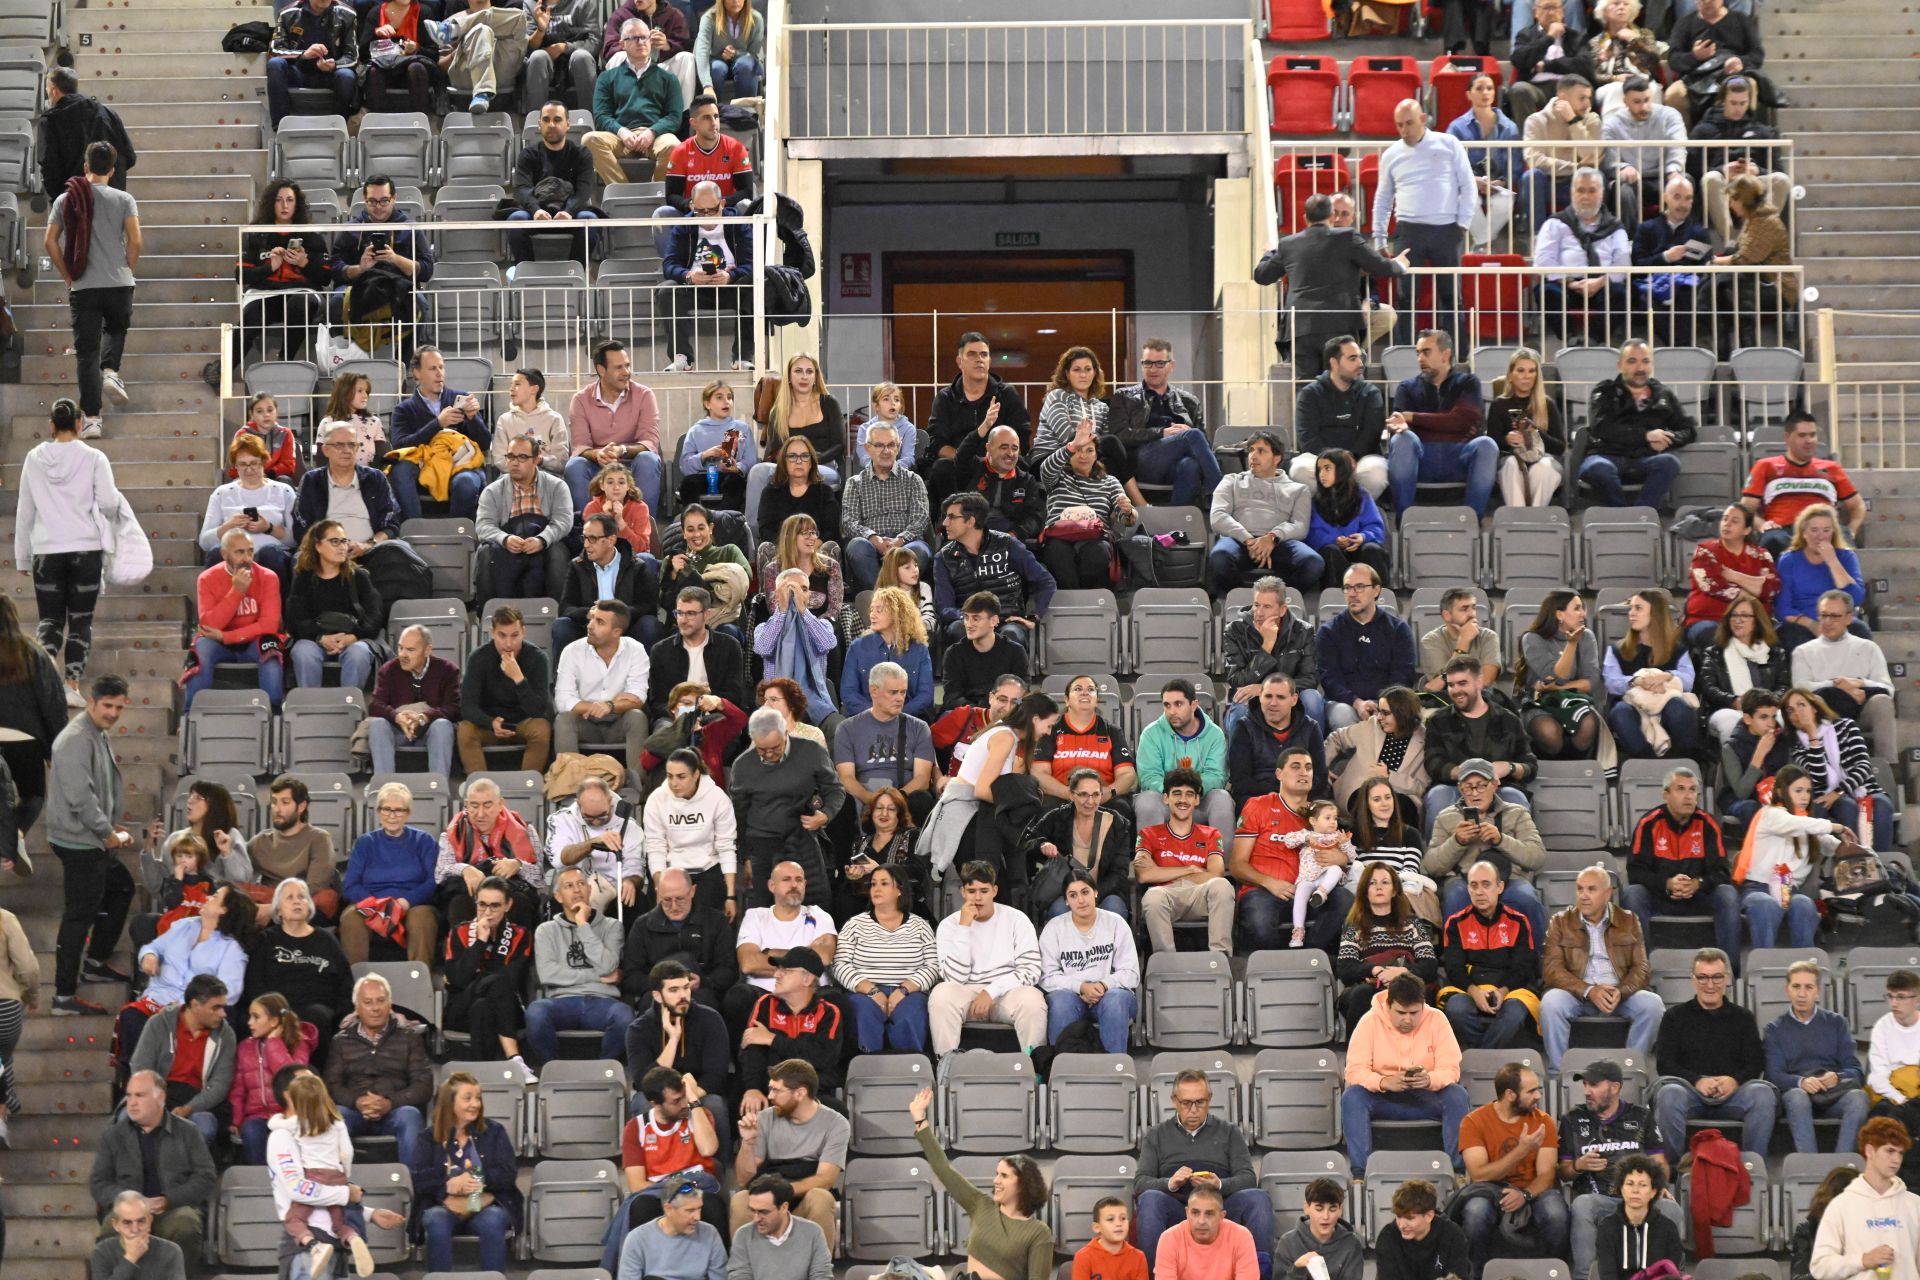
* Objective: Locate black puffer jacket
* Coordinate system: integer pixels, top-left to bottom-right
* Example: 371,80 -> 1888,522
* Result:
37,92 -> 136,194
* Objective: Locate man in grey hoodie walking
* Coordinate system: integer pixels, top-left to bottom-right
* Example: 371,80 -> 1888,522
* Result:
525,865 -> 633,1064
48,673 -> 136,1015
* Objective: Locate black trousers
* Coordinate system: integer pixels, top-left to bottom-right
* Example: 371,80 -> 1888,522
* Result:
52,843 -> 135,996
1,738 -> 47,835
1040,537 -> 1112,591
69,285 -> 134,419
32,549 -> 103,683
444,970 -> 525,1059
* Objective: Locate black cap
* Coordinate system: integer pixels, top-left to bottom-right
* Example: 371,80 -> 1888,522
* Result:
1574,1059 -> 1623,1084
775,948 -> 825,978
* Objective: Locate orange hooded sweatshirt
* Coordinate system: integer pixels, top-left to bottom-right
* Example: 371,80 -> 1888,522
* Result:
1343,987 -> 1463,1090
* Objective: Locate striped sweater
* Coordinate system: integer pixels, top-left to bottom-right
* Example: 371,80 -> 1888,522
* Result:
1790,718 -> 1878,797
832,911 -> 941,992
1034,389 -> 1110,454
936,903 -> 1042,999
1038,445 -> 1128,530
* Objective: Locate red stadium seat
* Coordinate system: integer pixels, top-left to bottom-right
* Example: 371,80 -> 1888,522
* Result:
1347,55 -> 1423,137
1462,252 -> 1529,341
1274,152 -> 1350,236
1428,54 -> 1504,130
1265,0 -> 1332,41
1267,55 -> 1341,136
1356,153 -> 1388,239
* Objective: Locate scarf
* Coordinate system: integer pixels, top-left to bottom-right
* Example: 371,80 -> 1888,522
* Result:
59,175 -> 94,282
446,807 -> 538,868
1721,638 -> 1769,699
769,597 -> 836,723
1801,721 -> 1859,799
1550,204 -> 1625,266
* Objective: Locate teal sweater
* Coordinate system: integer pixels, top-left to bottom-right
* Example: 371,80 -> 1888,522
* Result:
593,59 -> 685,137
1136,709 -> 1229,795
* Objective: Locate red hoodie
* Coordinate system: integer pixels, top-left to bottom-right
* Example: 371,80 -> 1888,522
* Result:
197,561 -> 283,646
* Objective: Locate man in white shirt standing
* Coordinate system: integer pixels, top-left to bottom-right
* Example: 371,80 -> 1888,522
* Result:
927,860 -> 1045,1055
556,598 -> 652,762
1372,100 -> 1477,343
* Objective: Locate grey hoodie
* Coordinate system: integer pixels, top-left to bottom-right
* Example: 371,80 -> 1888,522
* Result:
534,905 -> 625,1000
1209,467 -> 1312,544
1277,1218 -> 1365,1280
127,1003 -> 236,1118
15,437 -> 117,568
46,709 -> 121,850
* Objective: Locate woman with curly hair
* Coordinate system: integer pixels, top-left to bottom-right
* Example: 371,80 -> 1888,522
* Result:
239,179 -> 329,363
841,586 -> 934,719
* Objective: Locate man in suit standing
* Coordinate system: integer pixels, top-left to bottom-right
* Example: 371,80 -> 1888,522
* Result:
1255,194 -> 1410,379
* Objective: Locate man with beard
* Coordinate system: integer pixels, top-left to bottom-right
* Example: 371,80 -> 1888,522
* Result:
249,775 -> 340,923
625,960 -> 730,1129
1557,1058 -> 1679,1280
1422,656 -> 1535,837
729,1060 -> 848,1247
1533,166 -> 1630,340
605,1065 -> 727,1262
1457,1063 -> 1568,1276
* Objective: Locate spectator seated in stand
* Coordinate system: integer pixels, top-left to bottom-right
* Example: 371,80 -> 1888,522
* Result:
832,864 -> 938,1054
89,1072 -> 216,1266
505,101 -> 600,266
1509,0 -> 1594,123
1521,75 -> 1605,236
1336,860 -> 1440,1032
1629,176 -> 1713,346
323,972 -> 431,1167
1437,860 -> 1541,1052
266,0 -> 359,128
1539,865 -> 1664,1073
546,775 -> 646,916
1603,589 -> 1699,760
526,866 -> 635,1067
1305,448 -> 1390,589
285,520 -> 383,693
185,528 -> 285,711
439,874 -> 535,1075
933,492 -> 1056,650
1782,686 -> 1892,852
1457,1063 -> 1570,1275
1651,946 -> 1776,1155
1207,430 -> 1319,595
1134,767 -> 1233,957
1559,1062 -> 1680,1280
1773,506 -> 1868,651
728,1060 -> 849,1246
1691,76 -> 1786,245
1387,329 -> 1494,517
1533,167 -> 1630,335
1422,659 -> 1535,837
1290,338 -> 1389,499
1341,973 -> 1472,1172
662,182 -> 754,374
1741,412 -> 1864,559
458,605 -> 556,776
559,512 -> 664,654
1601,77 -> 1687,227
928,860 -> 1045,1056
941,592 -> 1031,716
1622,765 -> 1740,952
1221,575 -> 1325,734
127,974 -> 235,1149
435,0 -> 531,117
1424,764 -> 1549,943
1683,506 -> 1781,648
569,340 -> 666,517
1764,958 -> 1870,1155
1131,1069 -> 1271,1280
1318,564 -> 1416,732
1231,747 -> 1353,953
365,625 -> 460,778
554,598 -> 653,765
839,420 -> 932,595
477,434 -> 574,599
387,346 -> 487,523
198,430 -> 297,583
340,782 -> 441,966
1134,678 -> 1234,837
1789,591 -> 1895,757
841,588 -> 934,722
1418,587 -> 1502,704
621,963 -> 732,1171
679,380 -> 757,511
1665,0 -> 1778,124
951,423 -> 1045,546
1864,969 -> 1920,1130
1580,340 -> 1696,512
738,946 -> 846,1106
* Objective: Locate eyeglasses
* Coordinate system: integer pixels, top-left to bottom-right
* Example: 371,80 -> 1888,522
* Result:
674,607 -> 706,619
1816,611 -> 1849,620
622,33 -> 649,41
377,805 -> 410,815
324,439 -> 357,449
1174,1097 -> 1210,1109
1141,359 -> 1173,369
584,532 -> 611,543
784,451 -> 810,461
506,452 -> 535,461
365,196 -> 393,207
475,898 -> 508,911
1342,584 -> 1376,593
321,536 -> 350,546
1695,972 -> 1729,984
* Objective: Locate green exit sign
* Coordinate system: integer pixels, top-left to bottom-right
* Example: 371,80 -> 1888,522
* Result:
994,231 -> 1040,248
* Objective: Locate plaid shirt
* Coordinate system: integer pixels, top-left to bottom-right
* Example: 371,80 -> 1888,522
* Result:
840,465 -> 930,542
509,479 -> 544,520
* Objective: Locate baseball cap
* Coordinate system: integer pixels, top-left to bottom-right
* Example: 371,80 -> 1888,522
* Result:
775,948 -> 825,978
1574,1059 -> 1623,1084
1456,758 -> 1497,783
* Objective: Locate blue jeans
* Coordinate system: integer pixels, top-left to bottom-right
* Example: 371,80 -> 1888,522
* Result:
422,1201 -> 513,1272
1653,1078 -> 1776,1155
240,1116 -> 271,1166
266,58 -> 357,127
844,537 -> 932,594
848,985 -> 931,1053
713,52 -> 760,96
524,994 -> 635,1065
185,637 -> 285,709
1387,432 -> 1498,516
389,463 -> 484,521
1136,1187 -> 1275,1279
1741,884 -> 1818,949
1207,535 -> 1323,593
1782,1084 -> 1869,1154
1621,882 -> 1742,965
1439,879 -> 1549,954
290,638 -> 375,691
505,208 -> 599,264
1579,452 -> 1681,510
1341,1083 -> 1472,1171
1422,785 -> 1528,842
1046,985 -> 1138,1055
566,451 -> 664,518
1461,1187 -> 1569,1279
367,715 -> 455,776
1538,988 -> 1664,1074
341,1103 -> 425,1168
1136,429 -> 1225,507
1606,697 -> 1699,759
1442,991 -> 1532,1050
1821,794 -> 1892,852
1237,884 -> 1353,955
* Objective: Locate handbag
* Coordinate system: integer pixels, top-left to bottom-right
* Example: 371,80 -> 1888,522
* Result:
1039,514 -> 1106,544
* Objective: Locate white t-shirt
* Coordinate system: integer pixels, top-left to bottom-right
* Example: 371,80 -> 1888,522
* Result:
735,904 -> 837,990
955,724 -> 1017,788
684,634 -> 709,688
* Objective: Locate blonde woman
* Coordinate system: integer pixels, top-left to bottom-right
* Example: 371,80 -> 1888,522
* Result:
1587,0 -> 1665,115
1487,349 -> 1566,506
758,512 -> 842,619
746,353 -> 843,527
842,586 -> 933,719
1774,503 -> 1864,647
1603,588 -> 1697,759
694,0 -> 763,96
410,1071 -> 521,1272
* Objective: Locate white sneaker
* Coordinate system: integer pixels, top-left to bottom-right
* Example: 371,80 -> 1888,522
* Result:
508,1053 -> 539,1084
730,359 -> 754,372
101,370 -> 128,406
0,1113 -> 12,1149
64,682 -> 85,710
347,1234 -> 374,1277
308,1241 -> 333,1278
662,354 -> 690,373
78,416 -> 103,439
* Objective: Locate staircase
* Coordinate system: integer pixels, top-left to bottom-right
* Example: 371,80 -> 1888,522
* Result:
0,3 -> 270,1275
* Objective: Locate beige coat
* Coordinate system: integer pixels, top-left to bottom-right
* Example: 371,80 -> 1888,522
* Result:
1325,719 -> 1429,813
0,907 -> 40,1005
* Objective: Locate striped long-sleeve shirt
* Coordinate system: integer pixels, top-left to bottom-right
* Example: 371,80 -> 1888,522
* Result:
936,904 -> 1042,999
1034,389 -> 1110,454
1791,718 -> 1878,798
840,465 -> 931,543
832,911 -> 941,992
1038,445 -> 1128,530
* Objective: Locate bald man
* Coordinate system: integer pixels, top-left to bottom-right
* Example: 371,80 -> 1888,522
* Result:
1537,866 -> 1663,1072
1371,100 -> 1477,342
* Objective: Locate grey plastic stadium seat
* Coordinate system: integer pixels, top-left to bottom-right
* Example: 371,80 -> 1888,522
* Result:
1581,506 -> 1663,590
1037,589 -> 1125,675
601,181 -> 670,257
387,595 -> 471,655
0,53 -> 45,117
272,115 -> 351,189
1488,506 -> 1572,589
1248,1048 -> 1340,1148
511,260 -> 588,347
1740,948 -> 1836,1031
525,1159 -> 624,1262
280,687 -> 365,773
1395,506 -> 1480,590
1039,673 -> 1124,728
440,112 -> 517,185
1242,949 -> 1335,1047
357,112 -> 434,187
940,1153 -> 1001,1253
1728,347 -> 1806,432
354,1163 -> 414,1263
530,1271 -> 613,1280
442,355 -> 498,410
1588,586 -> 1641,657
535,1059 -> 627,1158
1669,440 -> 1744,511
1142,951 -> 1234,1049
169,772 -> 263,834
1045,1053 -> 1138,1153
1497,586 -> 1555,661
1695,1262 -> 1784,1280
0,118 -> 28,193
942,1051 -> 1039,1152
1129,586 -> 1213,674
363,773 -> 453,834
1551,346 -> 1617,429
846,1053 -> 935,1155
1530,761 -> 1611,851
1655,346 -> 1719,422
1460,1048 -> 1543,1108
1048,1155 -> 1137,1252
357,959 -> 435,1028
1535,848 -> 1613,916
521,107 -> 595,149
397,526 -> 479,602
184,689 -> 276,775
1125,681 -> 1215,744
215,1165 -> 282,1266
245,360 -> 322,432
1645,949 -> 1697,1006
1680,1156 -> 1769,1254
592,257 -> 669,346
1775,1154 -> 1860,1250
1261,1149 -> 1351,1219
1555,1050 -> 1650,1113
1145,1051 -> 1239,1129
1843,946 -> 1920,1033
840,1156 -> 940,1260
297,772 -> 357,851
1482,1262 -> 1570,1280
332,357 -> 406,420
1360,1151 -> 1456,1236
483,595 -> 559,653
432,184 -> 512,262
1618,758 -> 1712,836
425,261 -> 505,353
1214,424 -> 1260,472
1380,345 -> 1417,385
0,191 -> 20,270
1470,344 -> 1523,379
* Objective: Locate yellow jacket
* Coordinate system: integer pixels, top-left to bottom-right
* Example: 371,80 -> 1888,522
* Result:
384,429 -> 484,502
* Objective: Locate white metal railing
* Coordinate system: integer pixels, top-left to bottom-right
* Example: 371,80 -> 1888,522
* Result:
780,19 -> 1254,140
763,0 -> 788,205
1248,32 -> 1279,255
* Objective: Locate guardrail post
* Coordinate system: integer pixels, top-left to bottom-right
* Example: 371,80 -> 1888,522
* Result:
1815,306 -> 1842,464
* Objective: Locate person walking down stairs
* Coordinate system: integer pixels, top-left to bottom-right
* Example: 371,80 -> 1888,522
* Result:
42,140 -> 141,438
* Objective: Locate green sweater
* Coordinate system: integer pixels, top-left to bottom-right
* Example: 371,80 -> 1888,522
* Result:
917,1126 -> 1056,1280
592,59 -> 684,137
1136,710 -> 1229,795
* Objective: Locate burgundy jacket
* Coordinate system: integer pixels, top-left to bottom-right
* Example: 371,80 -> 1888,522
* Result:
367,655 -> 461,725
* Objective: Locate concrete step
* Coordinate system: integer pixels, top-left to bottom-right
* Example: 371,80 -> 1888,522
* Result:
1798,206 -> 1920,234
1785,84 -> 1920,110
1767,35 -> 1920,59
1819,334 -> 1920,360
1800,229 -> 1920,259
0,427 -> 220,464
0,459 -> 211,490
107,101 -> 264,129
1775,106 -> 1915,133
127,122 -> 266,153
1809,282 -> 1920,309
85,78 -> 264,108
32,277 -> 236,309
125,174 -> 257,204
14,326 -> 223,359
3,1209 -> 110,1262
1801,257 -> 1920,286
1830,310 -> 1920,338
1773,12 -> 1920,36
80,28 -> 271,55
21,353 -> 231,391
1799,156 -> 1920,185
74,0 -> 272,31
78,53 -> 266,83
1,1182 -> 107,1220
132,147 -> 269,182
1777,58 -> 1920,87
12,301 -> 234,333
0,1146 -> 97,1185
1792,132 -> 1920,159
17,1007 -> 116,1052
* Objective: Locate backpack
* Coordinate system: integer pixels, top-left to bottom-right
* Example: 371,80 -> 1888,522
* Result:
222,21 -> 273,53
1821,846 -> 1920,946
1118,531 -> 1205,589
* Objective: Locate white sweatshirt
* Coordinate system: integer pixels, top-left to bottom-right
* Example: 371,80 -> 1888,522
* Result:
1810,1174 -> 1920,1280
15,438 -> 117,568
546,799 -> 645,883
265,1114 -> 353,1229
1745,806 -> 1838,888
936,902 -> 1041,999
640,774 -> 738,878
1039,907 -> 1140,994
1867,1011 -> 1920,1102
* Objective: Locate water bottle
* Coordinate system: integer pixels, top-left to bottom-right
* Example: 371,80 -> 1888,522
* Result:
706,463 -> 720,495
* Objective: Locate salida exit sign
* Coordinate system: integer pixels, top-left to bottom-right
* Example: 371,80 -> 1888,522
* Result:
995,231 -> 1041,248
